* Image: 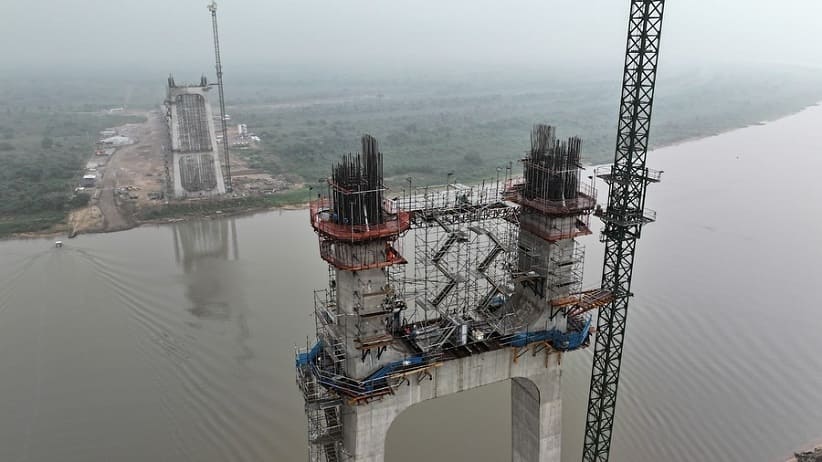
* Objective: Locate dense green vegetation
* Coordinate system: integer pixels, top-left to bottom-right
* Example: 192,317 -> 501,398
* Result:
230,67 -> 822,190
1,65 -> 821,236
0,108 -> 145,234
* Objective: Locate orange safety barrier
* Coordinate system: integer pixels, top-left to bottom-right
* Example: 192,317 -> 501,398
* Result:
518,219 -> 592,243
504,189 -> 597,216
310,199 -> 411,242
565,289 -> 616,317
319,245 -> 408,271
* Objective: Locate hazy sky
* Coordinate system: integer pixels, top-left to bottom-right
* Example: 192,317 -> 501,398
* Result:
4,0 -> 822,76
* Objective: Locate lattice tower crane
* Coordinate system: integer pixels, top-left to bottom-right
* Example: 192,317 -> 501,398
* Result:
208,1 -> 232,192
582,2 -> 666,461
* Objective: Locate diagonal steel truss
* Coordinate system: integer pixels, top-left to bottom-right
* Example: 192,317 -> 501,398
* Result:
208,1 -> 232,192
582,2 -> 666,461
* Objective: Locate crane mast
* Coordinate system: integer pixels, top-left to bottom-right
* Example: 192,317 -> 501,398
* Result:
582,1 -> 666,461
208,1 -> 232,192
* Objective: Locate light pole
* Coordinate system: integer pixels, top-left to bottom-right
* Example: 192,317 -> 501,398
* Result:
446,171 -> 454,206
496,166 -> 502,201
406,176 -> 414,211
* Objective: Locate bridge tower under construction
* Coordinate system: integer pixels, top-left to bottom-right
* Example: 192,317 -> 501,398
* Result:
297,129 -> 610,462
164,75 -> 226,198
504,125 -> 611,337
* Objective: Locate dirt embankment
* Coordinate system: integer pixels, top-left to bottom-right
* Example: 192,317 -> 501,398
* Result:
67,206 -> 105,236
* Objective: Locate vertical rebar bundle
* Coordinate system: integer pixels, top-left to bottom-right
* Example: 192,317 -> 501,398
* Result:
523,124 -> 582,202
331,135 -> 385,226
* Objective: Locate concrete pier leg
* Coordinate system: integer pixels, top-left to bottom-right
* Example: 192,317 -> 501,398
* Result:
341,399 -> 399,462
512,371 -> 561,462
512,377 -> 540,462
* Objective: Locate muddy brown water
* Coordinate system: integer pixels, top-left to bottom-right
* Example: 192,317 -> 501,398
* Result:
2,105 -> 822,462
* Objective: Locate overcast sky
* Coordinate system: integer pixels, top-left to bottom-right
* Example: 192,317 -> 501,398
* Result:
4,0 -> 822,77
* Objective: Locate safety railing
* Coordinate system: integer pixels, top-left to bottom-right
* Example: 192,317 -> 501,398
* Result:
519,216 -> 592,242
318,239 -> 407,271
500,314 -> 592,351
298,341 -> 442,402
596,207 -> 657,232
396,182 -> 508,213
310,198 -> 411,242
566,289 -> 615,317
595,165 -> 663,184
504,177 -> 597,216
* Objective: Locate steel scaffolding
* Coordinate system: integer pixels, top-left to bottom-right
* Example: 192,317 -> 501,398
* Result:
296,131 -> 600,461
403,182 -> 518,330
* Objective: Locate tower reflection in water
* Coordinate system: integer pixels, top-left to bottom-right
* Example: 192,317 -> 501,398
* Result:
172,219 -> 251,359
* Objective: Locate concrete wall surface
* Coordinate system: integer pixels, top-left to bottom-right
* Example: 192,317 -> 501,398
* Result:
341,346 -> 562,462
166,85 -> 226,198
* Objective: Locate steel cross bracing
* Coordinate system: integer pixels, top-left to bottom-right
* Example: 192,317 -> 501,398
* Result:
582,1 -> 666,462
208,1 -> 232,192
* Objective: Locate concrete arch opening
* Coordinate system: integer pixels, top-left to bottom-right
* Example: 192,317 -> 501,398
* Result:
385,381 -> 511,462
342,348 -> 562,462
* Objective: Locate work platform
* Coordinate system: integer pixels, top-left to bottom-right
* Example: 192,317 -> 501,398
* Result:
297,312 -> 590,404
310,199 -> 411,242
504,177 -> 597,216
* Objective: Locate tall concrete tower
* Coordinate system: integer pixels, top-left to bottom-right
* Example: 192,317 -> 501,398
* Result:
164,75 -> 226,198
312,135 -> 410,379
297,129 -> 606,462
297,135 -> 411,461
505,125 -> 607,337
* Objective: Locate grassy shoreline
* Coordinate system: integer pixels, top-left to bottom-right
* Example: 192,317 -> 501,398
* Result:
3,66 -> 822,239
5,99 -> 821,241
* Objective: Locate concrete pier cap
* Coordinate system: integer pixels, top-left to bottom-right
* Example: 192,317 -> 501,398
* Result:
342,347 -> 562,462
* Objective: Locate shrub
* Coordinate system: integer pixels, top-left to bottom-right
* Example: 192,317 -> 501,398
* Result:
68,192 -> 91,209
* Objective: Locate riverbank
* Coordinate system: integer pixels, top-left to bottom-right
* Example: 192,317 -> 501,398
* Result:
1,192 -> 311,241
785,443 -> 822,462
136,197 -> 309,227
4,99 -> 821,241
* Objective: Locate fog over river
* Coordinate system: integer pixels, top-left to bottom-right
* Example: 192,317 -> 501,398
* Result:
2,105 -> 822,462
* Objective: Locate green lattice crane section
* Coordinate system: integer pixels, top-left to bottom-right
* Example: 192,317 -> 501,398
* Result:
582,1 -> 666,462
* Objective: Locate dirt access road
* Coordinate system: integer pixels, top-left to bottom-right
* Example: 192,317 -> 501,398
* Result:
97,110 -> 167,231
98,156 -> 130,231
69,107 -> 294,236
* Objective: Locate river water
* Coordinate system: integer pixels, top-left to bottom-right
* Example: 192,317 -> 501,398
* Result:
2,105 -> 822,462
